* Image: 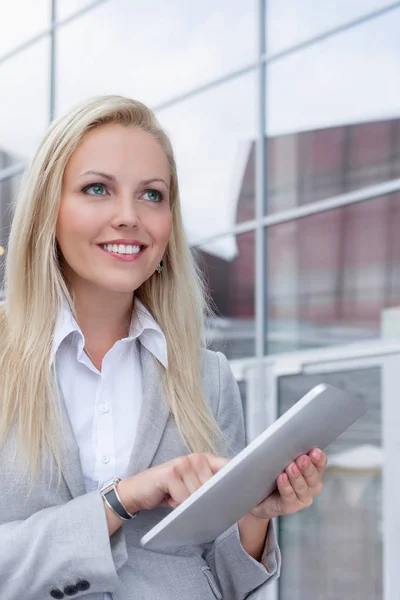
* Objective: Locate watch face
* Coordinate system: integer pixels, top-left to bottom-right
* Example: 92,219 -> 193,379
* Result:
101,479 -> 116,492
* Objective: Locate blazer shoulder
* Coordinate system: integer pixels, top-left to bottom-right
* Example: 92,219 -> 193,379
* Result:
201,348 -> 245,455
200,348 -> 238,416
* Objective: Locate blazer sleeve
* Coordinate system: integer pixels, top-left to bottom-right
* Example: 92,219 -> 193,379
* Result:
0,489 -> 127,599
202,351 -> 281,600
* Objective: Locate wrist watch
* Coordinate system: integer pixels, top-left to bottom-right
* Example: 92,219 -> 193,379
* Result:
100,477 -> 137,521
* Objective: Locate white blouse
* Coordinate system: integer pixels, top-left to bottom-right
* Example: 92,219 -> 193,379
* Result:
53,297 -> 168,600
53,297 -> 168,492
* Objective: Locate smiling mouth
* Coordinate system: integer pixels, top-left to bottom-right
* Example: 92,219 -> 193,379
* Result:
100,243 -> 144,255
98,243 -> 147,261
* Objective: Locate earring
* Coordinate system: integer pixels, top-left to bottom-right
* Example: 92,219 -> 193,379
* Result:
156,260 -> 164,274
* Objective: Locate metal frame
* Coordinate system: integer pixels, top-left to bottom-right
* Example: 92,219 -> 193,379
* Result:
234,338 -> 400,600
0,162 -> 25,183
49,0 -> 57,122
152,1 -> 400,113
188,176 -> 400,247
255,0 -> 268,363
0,0 -> 110,68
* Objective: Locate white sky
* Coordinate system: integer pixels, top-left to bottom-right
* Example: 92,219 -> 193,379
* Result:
0,0 -> 399,256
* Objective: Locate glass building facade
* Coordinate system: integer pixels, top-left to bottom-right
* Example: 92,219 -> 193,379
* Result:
1,2 -> 400,598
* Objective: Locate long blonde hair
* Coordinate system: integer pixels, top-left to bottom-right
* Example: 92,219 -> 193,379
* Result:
0,95 -> 221,483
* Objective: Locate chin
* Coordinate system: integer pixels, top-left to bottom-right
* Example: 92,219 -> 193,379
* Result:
95,275 -> 150,294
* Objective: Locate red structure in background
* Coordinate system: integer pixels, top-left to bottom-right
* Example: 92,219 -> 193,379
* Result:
200,117 -> 400,345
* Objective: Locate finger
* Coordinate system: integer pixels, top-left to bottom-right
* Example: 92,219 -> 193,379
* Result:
286,462 -> 312,505
308,449 -> 328,475
276,473 -> 298,511
166,476 -> 191,508
182,470 -> 203,495
296,455 -> 323,494
203,453 -> 230,474
189,454 -> 214,486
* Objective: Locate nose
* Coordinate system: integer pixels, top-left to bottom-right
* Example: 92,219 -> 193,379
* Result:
111,193 -> 140,229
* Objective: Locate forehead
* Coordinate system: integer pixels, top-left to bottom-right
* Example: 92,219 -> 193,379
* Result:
64,124 -> 170,180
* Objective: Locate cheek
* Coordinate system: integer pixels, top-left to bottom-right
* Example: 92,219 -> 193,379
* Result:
157,211 -> 173,244
56,202 -> 99,247
143,207 -> 172,250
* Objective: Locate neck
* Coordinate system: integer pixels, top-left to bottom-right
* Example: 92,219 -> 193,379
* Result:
68,280 -> 134,356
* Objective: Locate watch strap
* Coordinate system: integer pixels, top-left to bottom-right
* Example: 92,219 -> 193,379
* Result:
101,479 -> 137,521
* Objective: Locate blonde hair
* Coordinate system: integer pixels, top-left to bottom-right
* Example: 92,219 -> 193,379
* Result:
0,95 -> 221,483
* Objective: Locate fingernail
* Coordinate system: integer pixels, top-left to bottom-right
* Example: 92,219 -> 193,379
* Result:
312,449 -> 321,460
301,456 -> 308,468
291,463 -> 298,476
281,473 -> 288,485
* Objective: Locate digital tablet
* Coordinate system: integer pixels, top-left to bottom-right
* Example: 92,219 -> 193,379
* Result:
140,383 -> 366,550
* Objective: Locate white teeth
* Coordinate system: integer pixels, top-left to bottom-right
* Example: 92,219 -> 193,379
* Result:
102,244 -> 142,255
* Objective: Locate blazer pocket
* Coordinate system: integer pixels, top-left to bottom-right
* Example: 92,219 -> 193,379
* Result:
201,566 -> 223,600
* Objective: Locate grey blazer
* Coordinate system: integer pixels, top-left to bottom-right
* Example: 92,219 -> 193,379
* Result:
0,346 -> 281,600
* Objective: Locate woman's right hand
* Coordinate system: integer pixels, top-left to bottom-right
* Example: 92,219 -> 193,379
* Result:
124,453 -> 229,512
105,453 -> 229,535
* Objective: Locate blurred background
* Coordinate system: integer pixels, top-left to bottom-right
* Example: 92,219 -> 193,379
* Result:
1,1 -> 400,598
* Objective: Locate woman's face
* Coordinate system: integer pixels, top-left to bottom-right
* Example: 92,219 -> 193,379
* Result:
56,124 -> 172,295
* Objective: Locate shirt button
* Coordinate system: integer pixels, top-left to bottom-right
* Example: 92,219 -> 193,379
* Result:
99,403 -> 109,414
101,455 -> 110,464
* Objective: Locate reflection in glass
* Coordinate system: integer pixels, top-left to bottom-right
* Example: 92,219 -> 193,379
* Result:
267,8 -> 400,197
267,194 -> 400,353
56,0 -> 256,113
231,117 -> 400,216
158,72 -> 257,238
0,38 -> 50,164
277,368 -> 382,600
56,0 -> 99,21
266,119 -> 400,214
267,0 -> 397,54
0,0 -> 48,57
196,231 -> 255,359
0,174 -> 21,291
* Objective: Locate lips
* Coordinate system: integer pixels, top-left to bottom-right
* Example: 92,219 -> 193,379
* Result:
98,243 -> 147,262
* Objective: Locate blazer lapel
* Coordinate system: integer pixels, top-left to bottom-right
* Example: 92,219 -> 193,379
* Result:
125,342 -> 170,476
56,378 -> 86,499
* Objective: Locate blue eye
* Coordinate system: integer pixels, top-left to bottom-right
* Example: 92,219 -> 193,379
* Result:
83,183 -> 107,196
143,189 -> 162,202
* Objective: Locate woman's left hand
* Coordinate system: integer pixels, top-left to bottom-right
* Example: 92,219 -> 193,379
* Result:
249,448 -> 327,520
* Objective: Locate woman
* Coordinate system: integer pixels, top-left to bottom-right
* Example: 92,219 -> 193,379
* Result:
0,95 -> 326,600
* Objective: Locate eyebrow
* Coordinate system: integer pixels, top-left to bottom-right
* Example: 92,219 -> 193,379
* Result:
79,170 -> 169,189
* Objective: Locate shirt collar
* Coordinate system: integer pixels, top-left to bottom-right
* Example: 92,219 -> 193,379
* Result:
52,296 -> 168,368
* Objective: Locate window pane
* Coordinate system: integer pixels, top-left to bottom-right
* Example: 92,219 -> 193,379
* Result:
267,194 -> 400,353
196,230 -> 255,359
267,0 -> 396,54
56,0 -> 257,113
267,119 -> 400,213
0,173 -> 21,290
157,72 -> 257,239
278,367 -> 383,600
56,0 -> 98,21
267,9 -> 400,213
277,368 -> 382,600
0,0 -> 49,57
0,38 -> 50,164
